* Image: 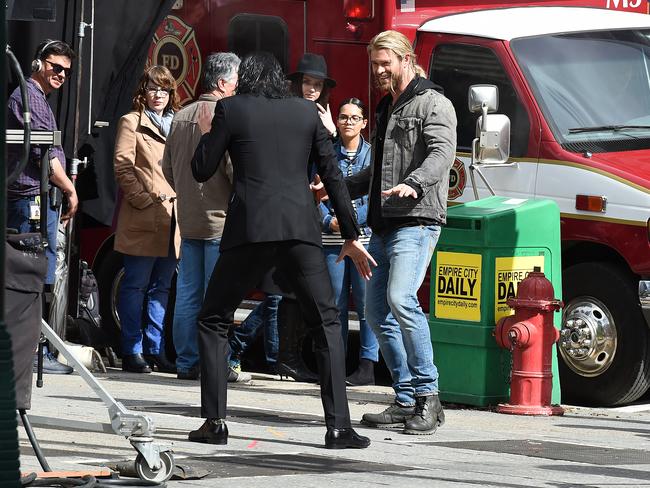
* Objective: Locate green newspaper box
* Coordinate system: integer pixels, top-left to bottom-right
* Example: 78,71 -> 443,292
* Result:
430,196 -> 562,407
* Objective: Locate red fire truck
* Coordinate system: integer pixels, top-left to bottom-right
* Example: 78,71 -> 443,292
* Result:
82,0 -> 650,407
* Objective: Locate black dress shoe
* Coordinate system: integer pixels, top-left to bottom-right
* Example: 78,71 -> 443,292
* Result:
144,353 -> 177,373
324,427 -> 371,449
122,354 -> 152,373
188,419 -> 228,445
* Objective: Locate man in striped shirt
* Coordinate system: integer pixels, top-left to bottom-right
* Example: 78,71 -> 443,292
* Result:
7,39 -> 77,374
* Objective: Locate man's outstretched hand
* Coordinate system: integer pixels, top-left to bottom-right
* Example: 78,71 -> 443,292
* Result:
338,239 -> 377,280
381,183 -> 418,199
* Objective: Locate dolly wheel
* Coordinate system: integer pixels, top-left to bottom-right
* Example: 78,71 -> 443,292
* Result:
134,451 -> 175,483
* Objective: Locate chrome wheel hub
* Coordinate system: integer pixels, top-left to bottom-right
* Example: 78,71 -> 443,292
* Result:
559,297 -> 617,377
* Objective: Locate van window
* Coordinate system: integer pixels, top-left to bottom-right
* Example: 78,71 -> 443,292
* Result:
430,44 -> 530,157
512,30 -> 650,152
228,14 -> 289,71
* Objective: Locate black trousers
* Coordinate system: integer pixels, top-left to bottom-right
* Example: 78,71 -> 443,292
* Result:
197,240 -> 351,429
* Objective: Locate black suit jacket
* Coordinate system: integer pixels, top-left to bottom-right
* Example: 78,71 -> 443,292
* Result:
192,95 -> 360,251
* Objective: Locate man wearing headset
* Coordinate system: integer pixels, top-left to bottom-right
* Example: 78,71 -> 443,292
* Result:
7,39 -> 78,374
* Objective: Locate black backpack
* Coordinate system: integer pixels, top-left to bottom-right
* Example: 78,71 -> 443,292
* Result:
67,261 -> 118,366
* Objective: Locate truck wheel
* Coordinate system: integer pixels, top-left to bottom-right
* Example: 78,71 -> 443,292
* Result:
559,262 -> 650,406
95,250 -> 124,356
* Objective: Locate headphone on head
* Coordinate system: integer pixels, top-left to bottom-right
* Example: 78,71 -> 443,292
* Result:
31,40 -> 60,73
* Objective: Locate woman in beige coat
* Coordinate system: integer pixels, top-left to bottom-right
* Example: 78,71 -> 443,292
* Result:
113,65 -> 181,373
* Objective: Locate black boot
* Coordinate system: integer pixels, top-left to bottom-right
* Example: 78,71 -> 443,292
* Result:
144,351 -> 177,374
275,299 -> 318,383
122,354 -> 152,374
403,395 -> 445,435
361,402 -> 415,428
345,358 -> 375,386
325,427 -> 371,449
188,418 -> 228,445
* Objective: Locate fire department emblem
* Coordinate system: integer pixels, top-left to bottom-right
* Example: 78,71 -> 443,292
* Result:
448,158 -> 467,200
148,15 -> 201,106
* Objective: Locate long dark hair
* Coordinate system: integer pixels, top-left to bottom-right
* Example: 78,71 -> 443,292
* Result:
290,73 -> 331,106
237,52 -> 290,98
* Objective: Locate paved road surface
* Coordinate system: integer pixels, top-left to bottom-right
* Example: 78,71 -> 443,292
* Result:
16,369 -> 650,487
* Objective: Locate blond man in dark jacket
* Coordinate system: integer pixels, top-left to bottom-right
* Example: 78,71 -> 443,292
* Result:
347,30 -> 457,435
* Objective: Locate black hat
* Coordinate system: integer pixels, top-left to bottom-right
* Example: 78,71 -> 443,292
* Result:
288,53 -> 336,88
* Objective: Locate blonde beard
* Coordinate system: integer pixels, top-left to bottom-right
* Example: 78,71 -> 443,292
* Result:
374,70 -> 404,95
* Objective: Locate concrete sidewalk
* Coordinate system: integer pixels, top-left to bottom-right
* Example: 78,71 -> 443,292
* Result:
17,368 -> 650,487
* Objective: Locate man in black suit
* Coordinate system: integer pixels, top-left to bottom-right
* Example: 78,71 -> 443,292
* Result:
188,52 -> 375,449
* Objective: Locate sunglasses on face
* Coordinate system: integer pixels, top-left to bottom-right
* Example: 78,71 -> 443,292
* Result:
45,60 -> 72,77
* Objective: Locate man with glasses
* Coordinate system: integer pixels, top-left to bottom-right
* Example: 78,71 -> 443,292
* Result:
7,39 -> 78,374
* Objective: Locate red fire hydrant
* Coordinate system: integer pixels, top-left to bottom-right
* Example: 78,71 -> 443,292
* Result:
494,267 -> 564,416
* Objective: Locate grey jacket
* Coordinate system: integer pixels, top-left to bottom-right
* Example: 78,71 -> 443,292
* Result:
162,94 -> 233,240
348,77 -> 457,224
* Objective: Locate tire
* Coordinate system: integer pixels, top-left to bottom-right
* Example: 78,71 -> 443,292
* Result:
95,250 -> 124,356
559,262 -> 650,406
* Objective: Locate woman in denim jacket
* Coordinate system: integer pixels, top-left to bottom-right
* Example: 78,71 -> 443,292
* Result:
320,97 -> 379,386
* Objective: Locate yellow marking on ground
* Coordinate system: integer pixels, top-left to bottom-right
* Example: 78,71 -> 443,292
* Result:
267,428 -> 287,438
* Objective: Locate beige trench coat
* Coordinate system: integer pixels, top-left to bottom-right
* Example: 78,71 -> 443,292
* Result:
113,110 -> 181,257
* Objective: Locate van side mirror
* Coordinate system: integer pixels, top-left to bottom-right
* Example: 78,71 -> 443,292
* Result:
468,84 -> 498,114
467,84 -> 512,200
475,114 -> 510,164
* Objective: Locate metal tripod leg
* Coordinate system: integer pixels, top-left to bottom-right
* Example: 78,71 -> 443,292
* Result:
39,318 -> 175,482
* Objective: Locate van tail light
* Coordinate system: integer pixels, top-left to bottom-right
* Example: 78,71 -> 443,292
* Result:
575,195 -> 607,213
344,0 -> 374,20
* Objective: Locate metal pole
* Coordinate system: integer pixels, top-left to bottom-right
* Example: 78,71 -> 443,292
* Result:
73,0 -> 85,156
67,0 -> 87,321
87,0 -> 95,136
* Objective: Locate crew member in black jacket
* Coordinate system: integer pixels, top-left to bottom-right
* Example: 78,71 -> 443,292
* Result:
188,52 -> 375,449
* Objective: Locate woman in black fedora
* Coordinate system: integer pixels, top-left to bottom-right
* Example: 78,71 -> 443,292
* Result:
269,53 -> 339,383
289,53 -> 337,138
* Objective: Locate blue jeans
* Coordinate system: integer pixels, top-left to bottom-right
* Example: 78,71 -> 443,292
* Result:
366,225 -> 441,406
324,245 -> 379,362
119,252 -> 177,356
229,294 -> 281,366
7,196 -> 59,285
173,238 -> 220,372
